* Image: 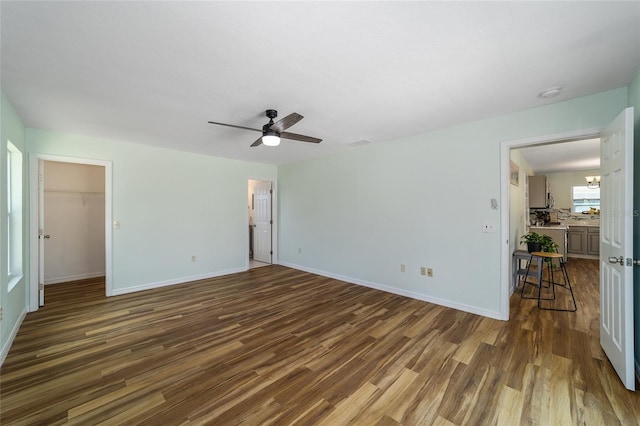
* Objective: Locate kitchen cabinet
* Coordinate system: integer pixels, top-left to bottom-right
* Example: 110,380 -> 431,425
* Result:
567,227 -> 586,253
587,227 -> 600,255
528,175 -> 548,208
567,226 -> 599,257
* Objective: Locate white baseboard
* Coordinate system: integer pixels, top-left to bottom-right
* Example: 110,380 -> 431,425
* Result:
279,261 -> 503,320
0,307 -> 27,368
566,254 -> 598,260
111,267 -> 246,296
45,272 -> 106,285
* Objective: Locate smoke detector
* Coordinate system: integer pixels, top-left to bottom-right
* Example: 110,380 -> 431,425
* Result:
538,86 -> 562,99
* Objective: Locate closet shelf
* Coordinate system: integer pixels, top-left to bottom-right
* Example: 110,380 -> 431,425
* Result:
44,190 -> 105,206
44,190 -> 105,195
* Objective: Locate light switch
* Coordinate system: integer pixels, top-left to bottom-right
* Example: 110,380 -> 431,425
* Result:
482,222 -> 496,233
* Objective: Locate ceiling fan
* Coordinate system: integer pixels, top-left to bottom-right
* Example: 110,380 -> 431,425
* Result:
208,109 -> 322,147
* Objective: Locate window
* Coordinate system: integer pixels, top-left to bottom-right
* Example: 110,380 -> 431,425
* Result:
572,185 -> 600,213
7,141 -> 23,290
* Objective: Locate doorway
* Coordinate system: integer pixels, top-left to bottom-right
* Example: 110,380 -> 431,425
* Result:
248,179 -> 274,269
42,161 -> 106,285
500,128 -> 602,317
29,154 -> 113,311
500,108 -> 636,391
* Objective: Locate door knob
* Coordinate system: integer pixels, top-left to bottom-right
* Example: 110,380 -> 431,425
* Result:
44,235 -> 51,239
608,256 -> 623,265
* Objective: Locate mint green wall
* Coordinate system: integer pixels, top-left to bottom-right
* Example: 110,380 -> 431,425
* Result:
629,67 -> 640,374
278,88 -> 628,317
1,92 -> 28,361
26,129 -> 277,293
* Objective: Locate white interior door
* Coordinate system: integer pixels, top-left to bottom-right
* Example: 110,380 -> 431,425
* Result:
252,181 -> 272,264
600,107 -> 635,391
37,160 -> 45,306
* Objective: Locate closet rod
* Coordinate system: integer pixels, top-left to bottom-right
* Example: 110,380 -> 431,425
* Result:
44,190 -> 105,195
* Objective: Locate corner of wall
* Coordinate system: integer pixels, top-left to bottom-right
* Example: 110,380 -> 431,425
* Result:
1,91 -> 30,366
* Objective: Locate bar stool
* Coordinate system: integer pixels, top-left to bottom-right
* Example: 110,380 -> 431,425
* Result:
514,250 -> 545,299
527,251 -> 577,312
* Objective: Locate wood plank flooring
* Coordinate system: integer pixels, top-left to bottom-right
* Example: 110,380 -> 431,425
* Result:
1,260 -> 639,425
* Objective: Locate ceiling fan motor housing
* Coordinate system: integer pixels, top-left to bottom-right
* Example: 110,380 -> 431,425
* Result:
265,109 -> 278,120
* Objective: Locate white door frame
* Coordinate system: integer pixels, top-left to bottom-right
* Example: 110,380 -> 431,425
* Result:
499,127 -> 603,320
247,177 -> 277,269
29,154 -> 113,312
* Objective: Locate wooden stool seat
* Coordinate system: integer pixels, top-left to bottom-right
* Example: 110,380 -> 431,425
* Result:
530,251 -> 563,259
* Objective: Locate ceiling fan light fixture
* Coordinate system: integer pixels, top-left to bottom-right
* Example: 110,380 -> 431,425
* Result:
262,131 -> 281,146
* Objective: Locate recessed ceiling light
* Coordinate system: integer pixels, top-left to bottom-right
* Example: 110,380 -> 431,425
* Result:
538,86 -> 562,99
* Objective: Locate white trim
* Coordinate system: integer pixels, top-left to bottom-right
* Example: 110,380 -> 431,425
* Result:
7,274 -> 23,292
279,261 -> 503,320
44,272 -> 105,285
110,267 -> 246,296
566,254 -> 599,260
0,307 -> 27,367
29,154 -> 113,312
499,127 -> 603,321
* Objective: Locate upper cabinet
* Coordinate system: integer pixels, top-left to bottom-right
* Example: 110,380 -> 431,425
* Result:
529,175 -> 548,208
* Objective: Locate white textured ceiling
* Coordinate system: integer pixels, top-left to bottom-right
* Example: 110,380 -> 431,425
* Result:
2,1 -> 639,165
519,138 -> 601,174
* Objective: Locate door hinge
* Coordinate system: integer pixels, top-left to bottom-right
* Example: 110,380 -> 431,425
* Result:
270,250 -> 273,255
39,283 -> 44,291
270,220 -> 273,225
270,189 -> 273,194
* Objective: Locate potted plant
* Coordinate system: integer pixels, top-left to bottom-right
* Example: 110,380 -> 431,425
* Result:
521,231 -> 544,253
521,232 -> 559,254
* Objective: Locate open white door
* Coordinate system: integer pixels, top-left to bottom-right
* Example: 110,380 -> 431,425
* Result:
600,107 -> 635,391
252,181 -> 272,264
37,160 -> 45,306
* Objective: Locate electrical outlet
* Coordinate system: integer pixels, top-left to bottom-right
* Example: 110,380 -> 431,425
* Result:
427,268 -> 433,277
191,255 -> 196,262
400,264 -> 406,272
420,267 -> 427,276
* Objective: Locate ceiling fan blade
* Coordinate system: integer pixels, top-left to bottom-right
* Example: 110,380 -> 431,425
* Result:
250,137 -> 263,147
269,113 -> 303,133
208,121 -> 261,132
281,132 -> 322,144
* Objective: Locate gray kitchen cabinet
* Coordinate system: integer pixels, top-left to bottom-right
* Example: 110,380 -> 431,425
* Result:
567,226 -> 599,256
567,226 -> 586,254
587,227 -> 600,255
528,175 -> 548,208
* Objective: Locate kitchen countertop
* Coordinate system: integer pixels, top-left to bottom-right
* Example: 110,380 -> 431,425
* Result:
565,219 -> 600,227
530,225 -> 568,230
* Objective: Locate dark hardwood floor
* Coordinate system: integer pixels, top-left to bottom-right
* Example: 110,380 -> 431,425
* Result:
1,260 -> 639,425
